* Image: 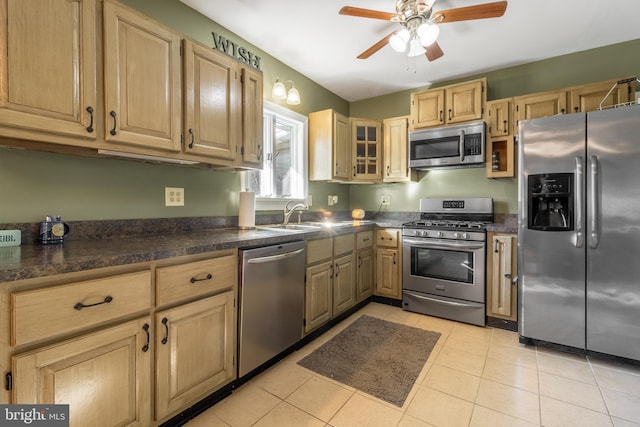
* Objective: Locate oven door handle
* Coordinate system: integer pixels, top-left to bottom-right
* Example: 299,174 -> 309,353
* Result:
404,291 -> 484,309
403,237 -> 484,251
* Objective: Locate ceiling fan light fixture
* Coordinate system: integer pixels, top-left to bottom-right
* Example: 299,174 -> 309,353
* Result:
418,22 -> 439,46
407,38 -> 426,57
389,28 -> 410,52
272,78 -> 286,100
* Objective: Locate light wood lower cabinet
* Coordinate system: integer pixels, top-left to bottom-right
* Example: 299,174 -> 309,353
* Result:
486,232 -> 518,321
374,228 -> 402,299
4,250 -> 238,426
12,317 -> 152,427
155,291 -> 235,420
304,233 -> 358,334
356,247 -> 374,302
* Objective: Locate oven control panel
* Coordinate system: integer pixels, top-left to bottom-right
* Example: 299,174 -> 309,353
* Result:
402,228 -> 486,242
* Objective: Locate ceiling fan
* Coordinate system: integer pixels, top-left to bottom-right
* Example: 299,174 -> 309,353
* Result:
339,0 -> 508,61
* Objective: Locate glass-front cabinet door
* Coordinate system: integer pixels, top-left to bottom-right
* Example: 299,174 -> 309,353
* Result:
351,119 -> 381,182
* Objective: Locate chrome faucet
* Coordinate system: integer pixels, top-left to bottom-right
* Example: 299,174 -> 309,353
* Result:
283,201 -> 307,224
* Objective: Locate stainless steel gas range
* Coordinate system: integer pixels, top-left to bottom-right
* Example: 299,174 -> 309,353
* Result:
402,198 -> 493,326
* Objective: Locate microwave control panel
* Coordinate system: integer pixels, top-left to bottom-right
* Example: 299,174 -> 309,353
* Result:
465,133 -> 482,155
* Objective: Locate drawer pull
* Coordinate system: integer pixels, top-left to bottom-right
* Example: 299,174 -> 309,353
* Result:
161,317 -> 169,345
190,273 -> 213,283
142,323 -> 150,352
363,237 -> 370,242
74,295 -> 113,311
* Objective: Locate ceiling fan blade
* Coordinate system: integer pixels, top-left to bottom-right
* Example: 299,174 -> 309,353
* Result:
339,6 -> 399,21
432,1 -> 507,23
357,32 -> 394,59
425,41 -> 444,61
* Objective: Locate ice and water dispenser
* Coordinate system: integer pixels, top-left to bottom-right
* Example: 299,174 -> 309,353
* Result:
527,173 -> 574,231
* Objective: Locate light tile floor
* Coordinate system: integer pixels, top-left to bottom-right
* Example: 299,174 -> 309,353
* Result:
186,303 -> 640,427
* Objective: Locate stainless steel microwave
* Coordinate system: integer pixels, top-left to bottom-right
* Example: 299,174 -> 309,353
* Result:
409,121 -> 485,169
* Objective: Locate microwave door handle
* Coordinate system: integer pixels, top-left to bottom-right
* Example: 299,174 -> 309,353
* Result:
459,129 -> 465,161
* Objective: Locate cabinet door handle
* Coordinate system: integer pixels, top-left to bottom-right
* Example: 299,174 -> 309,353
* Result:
330,264 -> 334,278
109,111 -> 117,136
86,106 -> 94,133
386,165 -> 390,176
188,128 -> 195,148
142,323 -> 150,352
190,273 -> 212,283
503,120 -> 507,133
335,263 -> 340,277
494,239 -> 499,253
161,317 -> 169,345
74,295 -> 113,311
358,256 -> 362,268
448,109 -> 452,121
393,253 -> 397,265
353,166 -> 356,177
257,145 -> 262,161
439,110 -> 443,122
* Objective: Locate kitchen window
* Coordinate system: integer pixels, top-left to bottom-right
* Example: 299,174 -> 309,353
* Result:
242,101 -> 308,210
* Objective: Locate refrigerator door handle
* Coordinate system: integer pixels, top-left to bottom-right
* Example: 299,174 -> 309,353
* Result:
574,156 -> 584,248
589,155 -> 600,249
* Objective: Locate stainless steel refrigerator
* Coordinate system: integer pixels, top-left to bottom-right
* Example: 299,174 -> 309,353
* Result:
518,104 -> 640,362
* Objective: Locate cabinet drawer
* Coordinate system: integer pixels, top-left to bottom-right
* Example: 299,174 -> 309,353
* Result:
156,255 -> 237,306
307,238 -> 333,264
376,228 -> 399,247
11,270 -> 152,346
334,233 -> 355,256
356,230 -> 373,250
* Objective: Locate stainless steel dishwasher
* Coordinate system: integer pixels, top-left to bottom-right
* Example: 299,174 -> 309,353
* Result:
238,240 -> 306,377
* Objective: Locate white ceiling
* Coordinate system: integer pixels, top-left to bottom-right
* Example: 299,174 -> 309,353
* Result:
180,0 -> 640,102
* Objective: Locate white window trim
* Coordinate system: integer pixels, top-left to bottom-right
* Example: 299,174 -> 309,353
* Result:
242,101 -> 309,211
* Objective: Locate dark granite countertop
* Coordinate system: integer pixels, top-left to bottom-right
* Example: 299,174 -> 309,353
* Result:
0,222 -> 375,283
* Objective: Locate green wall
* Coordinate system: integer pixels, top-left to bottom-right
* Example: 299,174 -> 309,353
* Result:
1,0 -> 639,223
349,38 -> 640,215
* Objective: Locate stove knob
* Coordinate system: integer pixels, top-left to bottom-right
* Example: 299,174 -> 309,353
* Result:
461,232 -> 469,240
453,232 -> 459,239
436,231 -> 443,238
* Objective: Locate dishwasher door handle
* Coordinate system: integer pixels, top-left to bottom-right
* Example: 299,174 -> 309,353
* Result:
246,248 -> 305,264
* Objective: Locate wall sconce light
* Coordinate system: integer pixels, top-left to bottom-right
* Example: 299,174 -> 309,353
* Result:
272,78 -> 301,105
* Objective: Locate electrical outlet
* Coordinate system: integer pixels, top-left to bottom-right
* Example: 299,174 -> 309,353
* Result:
381,195 -> 391,206
328,195 -> 338,206
165,187 -> 184,206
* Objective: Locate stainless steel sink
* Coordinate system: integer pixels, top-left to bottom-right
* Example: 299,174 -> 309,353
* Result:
259,224 -> 322,232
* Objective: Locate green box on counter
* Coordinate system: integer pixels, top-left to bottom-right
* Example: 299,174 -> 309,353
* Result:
0,230 -> 21,247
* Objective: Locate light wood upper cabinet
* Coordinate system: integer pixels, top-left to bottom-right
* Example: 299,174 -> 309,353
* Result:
12,317 -> 151,427
351,118 -> 381,182
486,98 -> 515,178
486,98 -> 513,138
102,0 -> 182,152
411,78 -> 485,129
238,66 -> 263,168
155,291 -> 235,421
0,0 -> 97,143
569,77 -> 633,113
183,39 -> 238,162
309,109 -> 351,181
446,80 -> 484,124
383,116 -> 412,183
514,89 -> 567,123
411,89 -> 445,128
